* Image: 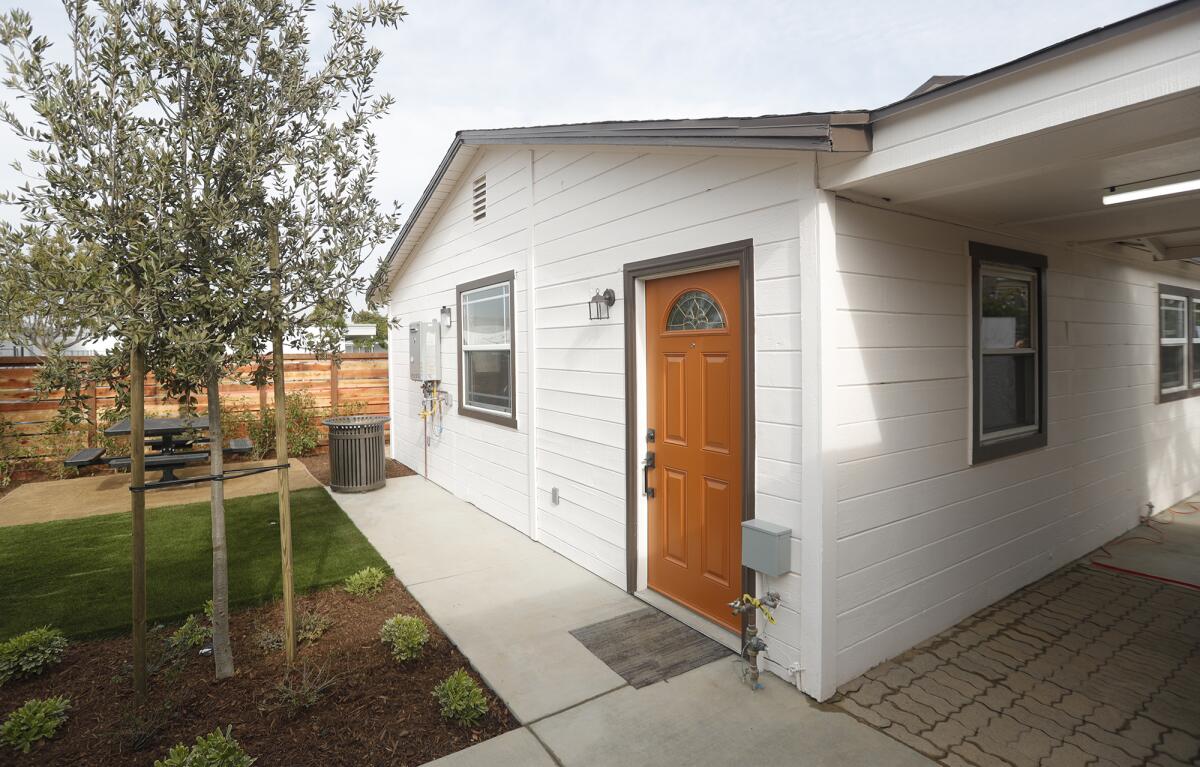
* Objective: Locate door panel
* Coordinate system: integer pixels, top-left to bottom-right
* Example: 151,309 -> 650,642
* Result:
645,265 -> 743,632
663,468 -> 688,566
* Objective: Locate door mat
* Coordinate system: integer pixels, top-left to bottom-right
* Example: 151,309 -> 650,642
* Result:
570,607 -> 733,688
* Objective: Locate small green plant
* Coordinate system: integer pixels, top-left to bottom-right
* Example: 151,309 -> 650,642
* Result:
170,613 -> 211,650
154,726 -> 255,767
252,625 -> 283,653
343,566 -> 387,598
433,669 -> 488,726
1,696 -> 70,753
380,615 -> 429,662
254,609 -> 331,653
261,664 -> 340,718
0,627 -> 68,685
297,610 -> 332,644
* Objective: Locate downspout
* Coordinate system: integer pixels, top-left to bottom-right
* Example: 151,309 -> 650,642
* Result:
526,148 -> 539,541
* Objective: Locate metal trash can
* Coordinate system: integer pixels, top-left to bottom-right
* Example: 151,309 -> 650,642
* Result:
322,415 -> 390,493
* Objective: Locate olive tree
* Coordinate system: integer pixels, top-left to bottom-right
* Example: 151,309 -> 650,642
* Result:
130,0 -> 403,675
0,0 -> 185,701
0,0 -> 401,690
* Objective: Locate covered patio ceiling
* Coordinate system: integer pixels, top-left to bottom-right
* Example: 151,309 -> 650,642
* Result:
823,88 -> 1200,262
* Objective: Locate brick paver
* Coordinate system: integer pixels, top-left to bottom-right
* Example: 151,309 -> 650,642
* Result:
832,564 -> 1200,766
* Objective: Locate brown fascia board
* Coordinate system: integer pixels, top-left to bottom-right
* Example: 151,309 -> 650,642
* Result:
457,111 -> 870,150
872,0 -> 1200,120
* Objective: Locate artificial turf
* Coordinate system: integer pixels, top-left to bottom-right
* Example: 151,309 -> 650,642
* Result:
0,487 -> 389,639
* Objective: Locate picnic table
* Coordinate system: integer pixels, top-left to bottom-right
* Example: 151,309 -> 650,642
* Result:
63,415 -> 252,485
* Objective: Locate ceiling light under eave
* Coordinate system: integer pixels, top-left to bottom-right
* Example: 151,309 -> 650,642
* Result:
1103,175 -> 1200,206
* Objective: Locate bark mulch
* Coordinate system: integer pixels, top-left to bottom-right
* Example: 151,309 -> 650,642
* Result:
0,579 -> 516,766
298,452 -> 415,486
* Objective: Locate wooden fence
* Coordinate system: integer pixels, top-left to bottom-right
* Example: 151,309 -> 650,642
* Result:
0,353 -> 390,462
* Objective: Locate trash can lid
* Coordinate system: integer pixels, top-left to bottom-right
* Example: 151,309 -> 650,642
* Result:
322,415 -> 391,427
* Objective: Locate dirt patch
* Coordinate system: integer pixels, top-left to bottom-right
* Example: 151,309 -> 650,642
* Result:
298,452 -> 415,486
0,580 -> 515,766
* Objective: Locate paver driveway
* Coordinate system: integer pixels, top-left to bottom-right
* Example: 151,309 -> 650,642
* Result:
832,564 -> 1200,766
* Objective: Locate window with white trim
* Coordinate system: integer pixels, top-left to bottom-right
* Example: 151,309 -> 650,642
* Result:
971,243 -> 1048,463
1158,284 -> 1200,402
457,271 -> 516,427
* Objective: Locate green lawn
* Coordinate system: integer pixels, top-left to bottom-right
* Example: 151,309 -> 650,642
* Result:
0,487 -> 388,639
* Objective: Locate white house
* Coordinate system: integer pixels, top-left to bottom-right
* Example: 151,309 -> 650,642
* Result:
369,0 -> 1200,701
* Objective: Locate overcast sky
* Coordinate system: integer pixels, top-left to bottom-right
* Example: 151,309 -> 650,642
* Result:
0,0 -> 1165,307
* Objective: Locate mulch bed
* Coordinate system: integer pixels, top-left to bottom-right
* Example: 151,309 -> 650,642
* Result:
298,452 -> 415,486
0,580 -> 516,766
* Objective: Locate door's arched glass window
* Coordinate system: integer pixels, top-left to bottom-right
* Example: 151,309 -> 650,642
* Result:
666,290 -> 726,331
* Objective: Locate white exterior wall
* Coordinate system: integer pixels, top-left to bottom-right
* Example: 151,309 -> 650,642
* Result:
388,145 -> 814,678
830,197 -> 1200,686
387,148 -> 533,533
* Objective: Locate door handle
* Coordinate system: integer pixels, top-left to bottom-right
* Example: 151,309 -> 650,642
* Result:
643,451 -> 655,498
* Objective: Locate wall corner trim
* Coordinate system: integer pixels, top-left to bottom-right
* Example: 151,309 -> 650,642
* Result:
800,188 -> 841,701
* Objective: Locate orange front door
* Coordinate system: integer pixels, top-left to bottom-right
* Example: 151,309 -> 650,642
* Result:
645,266 -> 743,632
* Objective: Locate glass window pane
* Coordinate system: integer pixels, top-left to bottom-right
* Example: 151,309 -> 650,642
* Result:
1161,296 -> 1186,340
464,350 -> 511,412
463,284 -> 510,346
666,290 -> 725,331
1162,345 -> 1186,391
981,273 -> 1032,349
981,354 -> 1036,435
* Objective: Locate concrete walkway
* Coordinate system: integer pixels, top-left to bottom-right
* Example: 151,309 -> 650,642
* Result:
334,476 -> 931,767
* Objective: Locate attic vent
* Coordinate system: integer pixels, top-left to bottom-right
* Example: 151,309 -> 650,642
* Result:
472,175 -> 487,221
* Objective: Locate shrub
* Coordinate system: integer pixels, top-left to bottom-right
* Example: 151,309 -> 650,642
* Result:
261,664 -> 340,718
154,726 -> 255,767
1,696 -> 70,753
343,566 -> 387,598
244,390 -> 322,459
0,627 -> 68,685
379,615 -> 429,662
433,670 -> 487,726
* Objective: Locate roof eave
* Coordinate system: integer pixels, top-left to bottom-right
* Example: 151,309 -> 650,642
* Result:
369,114 -> 871,302
871,0 -> 1199,121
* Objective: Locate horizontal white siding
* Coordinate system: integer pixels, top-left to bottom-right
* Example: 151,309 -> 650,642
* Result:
528,148 -> 809,671
388,148 -> 532,534
831,198 -> 1200,684
391,145 -> 810,678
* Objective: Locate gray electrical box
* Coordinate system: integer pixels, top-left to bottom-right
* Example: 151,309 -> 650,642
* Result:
741,519 -> 791,576
409,321 -> 441,382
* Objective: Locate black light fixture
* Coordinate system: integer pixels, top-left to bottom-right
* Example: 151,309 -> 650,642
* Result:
588,288 -> 616,321
440,305 -> 453,331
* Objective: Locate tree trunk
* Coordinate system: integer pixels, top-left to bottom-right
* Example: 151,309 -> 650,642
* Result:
130,342 -> 147,703
207,372 -> 234,679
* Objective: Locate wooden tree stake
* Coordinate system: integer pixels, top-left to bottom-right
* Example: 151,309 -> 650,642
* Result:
130,342 -> 147,701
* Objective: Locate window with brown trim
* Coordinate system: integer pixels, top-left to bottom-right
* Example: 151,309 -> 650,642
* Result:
456,271 -> 516,428
971,243 -> 1048,463
1158,283 -> 1200,403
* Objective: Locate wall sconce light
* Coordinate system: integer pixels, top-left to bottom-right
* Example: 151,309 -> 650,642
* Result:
589,289 -> 616,321
440,305 -> 453,331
